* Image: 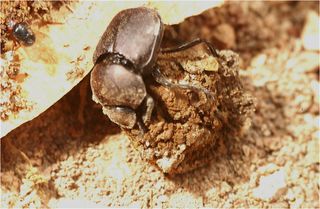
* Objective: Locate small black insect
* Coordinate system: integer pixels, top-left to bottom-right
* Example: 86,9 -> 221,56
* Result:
90,7 -> 220,132
8,21 -> 36,46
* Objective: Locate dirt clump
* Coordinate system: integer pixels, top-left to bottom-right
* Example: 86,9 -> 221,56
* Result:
125,47 -> 253,174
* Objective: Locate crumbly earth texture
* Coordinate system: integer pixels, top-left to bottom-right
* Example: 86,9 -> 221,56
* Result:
124,48 -> 253,174
1,1 -> 319,208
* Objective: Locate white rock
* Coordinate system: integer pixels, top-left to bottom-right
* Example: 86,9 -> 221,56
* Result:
251,54 -> 267,67
252,168 -> 287,201
288,52 -> 320,73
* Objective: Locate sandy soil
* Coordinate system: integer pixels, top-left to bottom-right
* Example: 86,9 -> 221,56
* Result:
1,1 -> 319,208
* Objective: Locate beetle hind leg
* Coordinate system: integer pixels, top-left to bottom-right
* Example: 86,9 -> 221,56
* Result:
160,38 -> 224,73
161,38 -> 219,58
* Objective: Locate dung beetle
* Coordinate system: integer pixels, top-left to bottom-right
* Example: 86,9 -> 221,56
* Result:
8,21 -> 36,46
90,7 -> 220,132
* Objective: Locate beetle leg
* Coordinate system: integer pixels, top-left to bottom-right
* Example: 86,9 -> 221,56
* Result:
141,94 -> 154,126
161,38 -> 219,58
152,67 -> 215,101
133,94 -> 154,135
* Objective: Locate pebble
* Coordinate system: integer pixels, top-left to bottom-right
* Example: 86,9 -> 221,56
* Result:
301,11 -> 320,51
250,54 -> 267,67
252,168 -> 287,201
286,52 -> 320,73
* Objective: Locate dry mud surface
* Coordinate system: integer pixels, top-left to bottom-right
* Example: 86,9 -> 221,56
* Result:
1,1 -> 319,208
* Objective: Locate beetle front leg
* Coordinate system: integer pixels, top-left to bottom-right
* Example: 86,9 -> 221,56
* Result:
135,94 -> 155,134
